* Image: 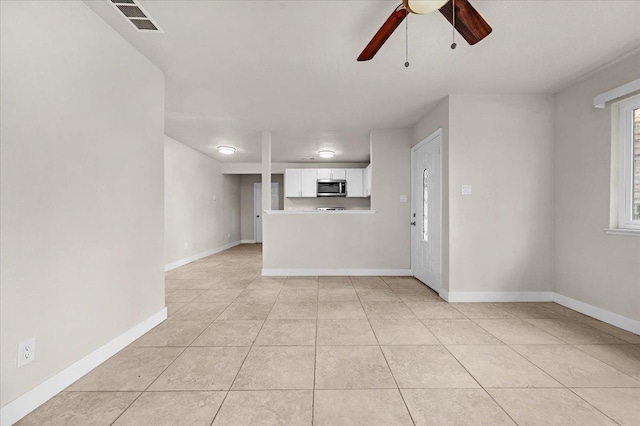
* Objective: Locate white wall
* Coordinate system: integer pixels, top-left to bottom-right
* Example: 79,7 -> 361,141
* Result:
165,136 -> 241,265
1,0 -> 164,409
449,95 -> 555,293
412,95 -> 555,294
554,52 -> 640,321
240,174 -> 284,242
263,130 -> 411,272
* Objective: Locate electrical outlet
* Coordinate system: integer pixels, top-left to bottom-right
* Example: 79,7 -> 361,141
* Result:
184,242 -> 188,251
227,233 -> 231,240
461,185 -> 473,195
18,339 -> 35,367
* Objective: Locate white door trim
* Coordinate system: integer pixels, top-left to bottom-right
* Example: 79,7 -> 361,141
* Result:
255,182 -> 279,243
411,128 -> 443,294
254,183 -> 262,243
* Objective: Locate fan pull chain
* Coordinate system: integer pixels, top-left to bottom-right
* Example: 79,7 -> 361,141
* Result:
405,13 -> 410,67
451,0 -> 457,49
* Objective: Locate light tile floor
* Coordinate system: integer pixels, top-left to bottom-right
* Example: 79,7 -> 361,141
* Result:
18,244 -> 640,425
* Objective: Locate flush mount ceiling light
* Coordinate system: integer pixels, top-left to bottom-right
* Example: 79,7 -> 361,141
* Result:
217,146 -> 236,155
357,0 -> 492,62
404,0 -> 448,14
318,150 -> 335,159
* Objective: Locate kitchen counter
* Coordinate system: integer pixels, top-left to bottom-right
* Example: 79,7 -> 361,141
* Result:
264,210 -> 378,215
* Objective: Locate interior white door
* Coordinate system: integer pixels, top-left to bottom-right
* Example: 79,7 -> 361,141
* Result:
255,182 -> 279,243
411,131 -> 442,292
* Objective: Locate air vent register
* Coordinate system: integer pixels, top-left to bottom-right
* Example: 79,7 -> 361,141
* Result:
109,0 -> 163,33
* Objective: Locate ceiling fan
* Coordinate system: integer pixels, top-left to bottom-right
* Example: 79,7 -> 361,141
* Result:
357,0 -> 492,61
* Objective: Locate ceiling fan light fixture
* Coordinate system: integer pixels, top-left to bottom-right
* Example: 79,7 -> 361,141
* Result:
404,0 -> 448,15
318,150 -> 335,159
217,146 -> 236,155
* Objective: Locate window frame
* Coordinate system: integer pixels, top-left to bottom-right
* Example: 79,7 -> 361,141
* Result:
617,94 -> 640,230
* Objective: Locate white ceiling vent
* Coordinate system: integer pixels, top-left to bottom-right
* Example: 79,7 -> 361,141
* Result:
109,0 -> 163,33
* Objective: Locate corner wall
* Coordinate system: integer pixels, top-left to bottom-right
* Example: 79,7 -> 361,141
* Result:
413,95 -> 555,296
554,52 -> 640,322
448,94 -> 555,293
164,136 -> 241,267
1,0 -> 164,411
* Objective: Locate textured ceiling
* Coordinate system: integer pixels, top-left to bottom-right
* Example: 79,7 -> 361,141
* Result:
85,0 -> 640,162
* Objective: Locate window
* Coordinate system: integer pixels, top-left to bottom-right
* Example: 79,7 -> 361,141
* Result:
618,95 -> 640,230
423,168 -> 429,241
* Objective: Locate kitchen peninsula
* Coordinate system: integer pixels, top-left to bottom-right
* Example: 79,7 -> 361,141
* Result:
261,130 -> 412,276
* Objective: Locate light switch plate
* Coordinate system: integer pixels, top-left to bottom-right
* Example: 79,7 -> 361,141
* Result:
461,185 -> 472,195
399,195 -> 408,203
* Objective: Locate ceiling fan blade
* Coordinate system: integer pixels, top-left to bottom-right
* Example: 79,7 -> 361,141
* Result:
357,5 -> 409,61
439,0 -> 492,45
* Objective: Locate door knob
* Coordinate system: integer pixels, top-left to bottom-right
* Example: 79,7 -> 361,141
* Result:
257,215 -> 260,218
410,221 -> 416,226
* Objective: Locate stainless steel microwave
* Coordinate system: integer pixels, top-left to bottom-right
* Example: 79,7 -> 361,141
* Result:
317,180 -> 347,197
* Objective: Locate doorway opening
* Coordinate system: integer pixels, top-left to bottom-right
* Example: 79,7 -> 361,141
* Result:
254,182 -> 279,243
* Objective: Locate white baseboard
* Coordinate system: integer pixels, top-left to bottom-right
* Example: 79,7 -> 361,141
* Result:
438,289 -> 450,301
0,308 -> 167,426
444,291 -> 554,303
440,290 -> 640,336
240,240 -> 256,244
552,293 -> 640,335
262,268 -> 412,277
164,241 -> 241,272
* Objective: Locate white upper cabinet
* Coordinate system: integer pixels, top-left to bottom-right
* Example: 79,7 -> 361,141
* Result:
317,169 -> 346,180
346,169 -> 364,198
364,164 -> 372,197
317,169 -> 331,180
331,169 -> 346,180
300,169 -> 318,197
286,168 -> 318,197
285,168 -> 369,198
285,169 -> 302,198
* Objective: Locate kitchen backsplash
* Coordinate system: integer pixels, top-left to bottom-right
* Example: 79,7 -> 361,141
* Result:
284,196 -> 371,211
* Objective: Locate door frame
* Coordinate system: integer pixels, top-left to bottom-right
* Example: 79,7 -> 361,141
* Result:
254,182 -> 279,243
410,128 -> 443,293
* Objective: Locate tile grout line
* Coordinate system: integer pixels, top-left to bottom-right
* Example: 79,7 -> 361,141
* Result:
383,277 -> 522,425
506,341 -> 633,425
159,257 -> 259,426
437,340 -> 521,425
570,344 -> 640,382
208,274 -> 286,425
441,307 -> 570,425
120,250 -> 263,426
563,387 -> 623,426
355,276 -> 417,426
108,275 -> 233,425
311,276 -> 320,425
460,312 -> 629,425
391,281 -> 631,423
68,385 -> 635,393
108,344 -> 190,425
